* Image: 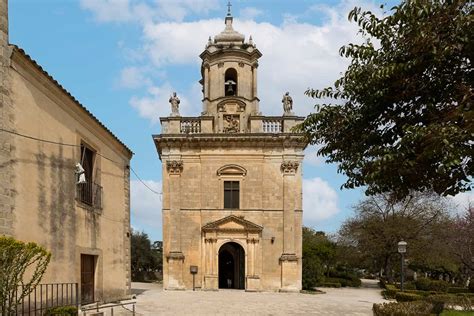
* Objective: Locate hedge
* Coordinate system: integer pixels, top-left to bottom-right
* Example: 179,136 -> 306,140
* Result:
373,301 -> 433,316
45,306 -> 78,316
392,292 -> 474,311
395,292 -> 424,302
415,277 -> 450,292
448,287 -> 471,294
382,284 -> 399,299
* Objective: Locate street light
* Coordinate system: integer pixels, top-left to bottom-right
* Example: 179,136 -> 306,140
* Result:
398,241 -> 407,291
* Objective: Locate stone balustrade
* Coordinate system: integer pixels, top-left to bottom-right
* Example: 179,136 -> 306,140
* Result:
262,119 -> 282,133
160,115 -> 303,134
180,119 -> 201,134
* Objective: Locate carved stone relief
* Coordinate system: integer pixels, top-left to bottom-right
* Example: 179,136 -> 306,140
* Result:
280,161 -> 299,174
223,115 -> 240,133
166,160 -> 184,174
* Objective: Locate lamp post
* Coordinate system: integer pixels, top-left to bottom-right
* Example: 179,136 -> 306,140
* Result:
398,241 -> 407,291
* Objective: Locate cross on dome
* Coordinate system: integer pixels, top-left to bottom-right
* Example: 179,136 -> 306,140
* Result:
227,1 -> 232,16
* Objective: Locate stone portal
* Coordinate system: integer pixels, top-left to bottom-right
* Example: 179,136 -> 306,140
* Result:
219,242 -> 245,289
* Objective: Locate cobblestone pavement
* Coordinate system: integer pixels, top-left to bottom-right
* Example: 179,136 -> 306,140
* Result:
130,279 -> 386,315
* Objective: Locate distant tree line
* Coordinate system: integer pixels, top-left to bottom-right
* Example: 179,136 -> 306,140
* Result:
302,193 -> 473,290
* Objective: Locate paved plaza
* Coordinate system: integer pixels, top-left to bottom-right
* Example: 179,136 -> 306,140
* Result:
131,280 -> 386,315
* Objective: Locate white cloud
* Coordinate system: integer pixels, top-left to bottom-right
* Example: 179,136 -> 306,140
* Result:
123,0 -> 382,121
304,145 -> 324,167
80,0 -> 220,23
82,0 -> 383,121
239,7 -> 264,20
130,82 -> 201,124
80,0 -> 134,22
130,179 -> 162,234
303,177 -> 339,227
118,66 -> 152,89
451,191 -> 474,213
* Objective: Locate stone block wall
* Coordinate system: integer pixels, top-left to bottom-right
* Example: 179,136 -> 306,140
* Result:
0,0 -> 14,236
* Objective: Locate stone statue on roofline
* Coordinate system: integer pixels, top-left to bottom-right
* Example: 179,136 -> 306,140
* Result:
282,92 -> 294,116
169,92 -> 180,117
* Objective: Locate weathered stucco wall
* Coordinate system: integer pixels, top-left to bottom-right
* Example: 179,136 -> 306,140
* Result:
7,50 -> 132,302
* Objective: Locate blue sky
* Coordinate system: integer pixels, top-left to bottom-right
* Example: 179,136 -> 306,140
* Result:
9,0 -> 471,242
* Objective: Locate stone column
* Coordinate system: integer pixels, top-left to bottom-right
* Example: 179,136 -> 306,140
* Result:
0,0 -> 14,236
165,160 -> 185,290
279,161 -> 300,292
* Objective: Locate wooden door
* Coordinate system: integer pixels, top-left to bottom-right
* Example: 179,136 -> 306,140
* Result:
81,254 -> 95,304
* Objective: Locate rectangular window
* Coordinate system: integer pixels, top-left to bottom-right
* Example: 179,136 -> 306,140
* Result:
224,181 -> 239,209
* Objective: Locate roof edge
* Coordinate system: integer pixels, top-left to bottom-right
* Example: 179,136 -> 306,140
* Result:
10,44 -> 134,157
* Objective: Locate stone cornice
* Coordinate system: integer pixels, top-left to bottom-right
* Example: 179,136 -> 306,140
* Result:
154,133 -> 307,157
200,47 -> 262,63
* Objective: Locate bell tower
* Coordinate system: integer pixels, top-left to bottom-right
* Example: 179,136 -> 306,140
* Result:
199,4 -> 262,133
155,1 -> 306,292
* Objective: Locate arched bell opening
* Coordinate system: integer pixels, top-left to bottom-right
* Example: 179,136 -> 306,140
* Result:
218,242 -> 245,289
225,68 -> 238,96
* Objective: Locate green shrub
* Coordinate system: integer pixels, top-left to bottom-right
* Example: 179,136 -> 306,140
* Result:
383,284 -> 399,299
45,306 -> 78,315
404,289 -> 442,297
373,301 -> 433,316
0,237 -> 51,316
323,276 -> 361,288
469,281 -> 474,293
402,282 -> 417,290
448,287 -> 470,294
430,280 -> 450,292
396,292 -> 424,302
415,277 -> 449,292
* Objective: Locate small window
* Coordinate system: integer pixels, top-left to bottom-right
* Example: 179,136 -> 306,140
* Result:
224,181 -> 239,209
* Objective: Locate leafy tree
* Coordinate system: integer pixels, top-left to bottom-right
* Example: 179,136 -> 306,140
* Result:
299,0 -> 473,199
338,192 -> 452,281
450,205 -> 474,273
302,228 -> 338,289
130,230 -> 162,281
0,237 -> 51,315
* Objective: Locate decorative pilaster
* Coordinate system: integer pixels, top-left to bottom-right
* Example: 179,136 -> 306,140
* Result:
280,160 -> 300,292
246,237 -> 261,292
166,159 -> 185,290
203,237 -> 218,290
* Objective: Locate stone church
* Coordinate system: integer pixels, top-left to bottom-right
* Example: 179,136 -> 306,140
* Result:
154,7 -> 307,292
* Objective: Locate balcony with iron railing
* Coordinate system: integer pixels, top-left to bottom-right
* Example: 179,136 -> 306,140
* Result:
76,181 -> 102,210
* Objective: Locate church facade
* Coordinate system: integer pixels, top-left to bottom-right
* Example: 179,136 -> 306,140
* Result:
154,9 -> 307,292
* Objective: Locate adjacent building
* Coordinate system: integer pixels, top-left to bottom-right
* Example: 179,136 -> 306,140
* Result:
0,0 -> 133,304
154,9 -> 307,292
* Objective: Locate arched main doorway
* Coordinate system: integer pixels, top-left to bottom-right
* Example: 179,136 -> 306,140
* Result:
218,242 -> 245,289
